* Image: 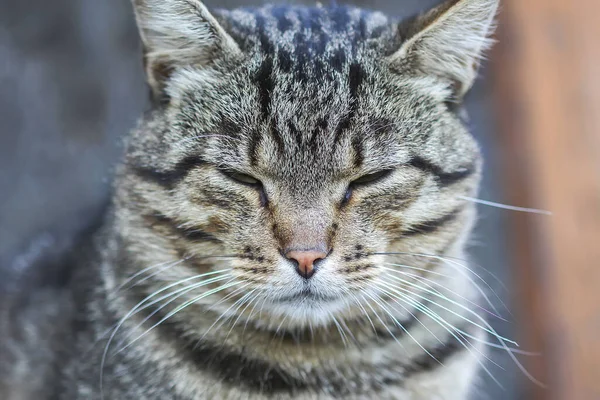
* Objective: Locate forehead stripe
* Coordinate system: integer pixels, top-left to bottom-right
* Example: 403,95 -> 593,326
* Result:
333,63 -> 365,145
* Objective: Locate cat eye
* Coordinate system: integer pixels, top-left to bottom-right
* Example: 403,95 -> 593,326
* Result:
342,169 -> 394,206
221,170 -> 261,187
220,169 -> 269,206
350,169 -> 394,187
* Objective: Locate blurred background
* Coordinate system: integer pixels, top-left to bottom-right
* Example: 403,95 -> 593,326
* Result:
0,0 -> 598,399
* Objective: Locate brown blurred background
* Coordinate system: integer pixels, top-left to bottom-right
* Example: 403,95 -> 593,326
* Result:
0,0 -> 598,399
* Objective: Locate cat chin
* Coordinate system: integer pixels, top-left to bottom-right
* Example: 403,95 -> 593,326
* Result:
255,297 -> 352,329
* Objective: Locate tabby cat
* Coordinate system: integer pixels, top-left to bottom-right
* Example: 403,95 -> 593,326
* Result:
1,0 -> 505,398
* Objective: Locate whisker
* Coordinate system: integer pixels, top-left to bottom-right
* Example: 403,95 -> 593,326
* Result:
458,195 -> 552,215
116,275 -> 233,348
430,254 -> 513,303
339,310 -> 360,346
116,254 -> 240,294
347,291 -> 378,336
382,263 -> 449,279
377,274 -> 517,345
388,252 -> 512,298
376,279 -> 545,387
373,281 -> 503,385
330,313 -> 350,348
116,280 -> 243,354
100,269 -> 231,399
270,313 -> 290,345
373,283 -> 444,346
362,289 -> 441,363
375,280 -> 503,365
116,258 -> 187,293
227,290 -> 263,341
199,284 -> 254,342
243,293 -> 268,336
445,325 -> 540,356
359,290 -> 404,351
206,283 -> 251,312
376,252 -> 508,318
381,265 -> 506,321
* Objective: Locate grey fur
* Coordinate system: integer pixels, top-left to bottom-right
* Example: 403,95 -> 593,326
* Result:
1,0 -> 499,398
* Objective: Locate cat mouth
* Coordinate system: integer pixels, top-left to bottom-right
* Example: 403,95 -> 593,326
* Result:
275,288 -> 338,303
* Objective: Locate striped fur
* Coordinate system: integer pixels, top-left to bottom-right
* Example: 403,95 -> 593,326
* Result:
1,1 -> 500,399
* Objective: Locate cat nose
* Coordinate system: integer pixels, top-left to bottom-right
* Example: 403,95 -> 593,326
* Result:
285,250 -> 328,279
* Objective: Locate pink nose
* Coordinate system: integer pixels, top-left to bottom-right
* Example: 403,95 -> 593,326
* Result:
285,250 -> 328,279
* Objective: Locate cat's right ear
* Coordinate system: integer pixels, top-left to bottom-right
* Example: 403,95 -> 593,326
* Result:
132,0 -> 242,102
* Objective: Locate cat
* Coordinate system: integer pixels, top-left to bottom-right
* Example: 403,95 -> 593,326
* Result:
0,0 -> 502,398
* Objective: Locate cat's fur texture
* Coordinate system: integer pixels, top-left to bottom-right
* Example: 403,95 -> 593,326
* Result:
0,0 -> 500,398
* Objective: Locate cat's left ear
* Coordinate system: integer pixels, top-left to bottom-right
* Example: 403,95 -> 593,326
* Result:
388,0 -> 499,99
132,0 -> 242,101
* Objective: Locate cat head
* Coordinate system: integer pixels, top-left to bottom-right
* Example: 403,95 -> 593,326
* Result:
118,0 -> 498,330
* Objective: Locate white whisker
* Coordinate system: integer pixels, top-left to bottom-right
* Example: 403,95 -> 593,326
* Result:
116,275 -> 233,348
116,258 -> 187,293
363,290 -> 436,360
378,274 -> 516,345
374,283 -> 444,345
376,278 -> 544,387
330,313 -> 350,347
373,281 -> 503,385
200,284 -> 254,342
378,252 -> 508,319
359,290 -> 405,351
381,265 -> 506,321
100,269 -> 231,399
117,280 -> 243,354
347,291 -> 378,336
459,195 -> 552,215
228,290 -> 263,341
366,288 -> 441,362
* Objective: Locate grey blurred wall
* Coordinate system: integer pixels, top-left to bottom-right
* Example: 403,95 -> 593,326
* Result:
0,0 -> 520,398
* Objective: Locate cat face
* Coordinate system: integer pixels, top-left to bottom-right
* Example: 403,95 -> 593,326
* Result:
121,0 -> 496,329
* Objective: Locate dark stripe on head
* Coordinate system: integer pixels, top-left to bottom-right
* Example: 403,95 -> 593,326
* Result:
273,7 -> 292,32
287,120 -> 302,147
255,56 -> 274,121
145,214 -> 222,243
329,48 -> 346,72
248,132 -> 260,166
195,187 -> 237,211
334,63 -> 365,144
269,123 -> 285,155
131,155 -> 204,189
254,56 -> 284,159
255,13 -> 275,54
277,48 -> 293,73
309,117 -> 328,148
408,157 -> 475,186
402,207 -> 462,236
293,31 -> 308,82
331,7 -> 351,33
351,136 -> 365,168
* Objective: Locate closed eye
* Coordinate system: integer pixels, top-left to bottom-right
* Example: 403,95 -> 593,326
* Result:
220,169 -> 262,187
350,169 -> 394,187
219,169 -> 269,207
341,169 -> 394,206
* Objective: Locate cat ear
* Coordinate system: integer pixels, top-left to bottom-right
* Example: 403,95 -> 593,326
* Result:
388,0 -> 498,99
132,0 -> 241,100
